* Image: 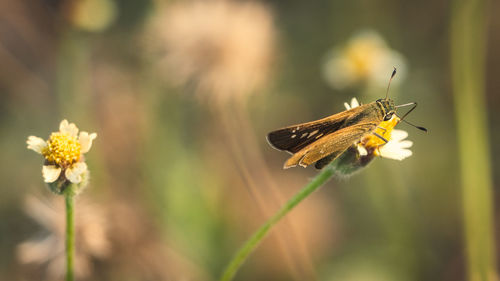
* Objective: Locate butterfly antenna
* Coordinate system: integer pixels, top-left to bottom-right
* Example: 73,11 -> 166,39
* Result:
399,118 -> 428,132
395,102 -> 428,132
385,67 -> 397,100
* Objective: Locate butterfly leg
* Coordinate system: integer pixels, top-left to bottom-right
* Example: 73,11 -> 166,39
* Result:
372,132 -> 388,156
399,103 -> 418,121
372,132 -> 388,143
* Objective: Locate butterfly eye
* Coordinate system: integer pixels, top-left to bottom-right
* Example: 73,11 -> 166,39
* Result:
383,113 -> 393,121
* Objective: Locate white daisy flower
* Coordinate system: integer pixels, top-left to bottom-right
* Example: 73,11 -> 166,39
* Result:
27,120 -> 97,186
343,97 -> 413,161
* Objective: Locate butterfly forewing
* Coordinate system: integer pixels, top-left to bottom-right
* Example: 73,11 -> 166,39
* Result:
266,105 -> 371,154
267,120 -> 345,153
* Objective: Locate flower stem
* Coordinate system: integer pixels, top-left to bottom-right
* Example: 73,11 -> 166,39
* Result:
219,166 -> 335,281
65,192 -> 75,281
451,0 -> 497,279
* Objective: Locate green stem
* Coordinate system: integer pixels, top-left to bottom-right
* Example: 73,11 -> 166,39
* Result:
65,192 -> 75,281
219,166 -> 335,281
450,0 -> 497,280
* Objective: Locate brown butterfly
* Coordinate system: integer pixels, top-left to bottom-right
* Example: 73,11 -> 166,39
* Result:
267,69 -> 426,169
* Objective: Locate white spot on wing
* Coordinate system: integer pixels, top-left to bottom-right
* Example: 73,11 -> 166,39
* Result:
291,134 -> 296,138
301,133 -> 308,138
309,130 -> 319,137
315,133 -> 324,139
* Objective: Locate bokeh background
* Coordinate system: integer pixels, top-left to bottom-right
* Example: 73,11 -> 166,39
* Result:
1,0 -> 499,280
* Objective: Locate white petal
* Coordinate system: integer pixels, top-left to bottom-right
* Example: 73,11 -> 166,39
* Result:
322,51 -> 353,89
17,236 -> 59,264
390,129 -> 408,141
379,140 -> 413,161
398,140 -> 413,149
65,162 -> 88,183
59,119 -> 79,137
27,136 -> 47,154
344,97 -> 360,110
79,132 -> 97,153
357,144 -> 368,156
42,165 -> 61,183
350,98 -> 360,108
384,148 -> 412,160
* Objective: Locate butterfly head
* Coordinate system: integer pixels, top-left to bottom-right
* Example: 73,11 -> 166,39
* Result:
376,98 -> 396,121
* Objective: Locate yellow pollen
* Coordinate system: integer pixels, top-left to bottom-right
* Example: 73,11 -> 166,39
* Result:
42,132 -> 81,167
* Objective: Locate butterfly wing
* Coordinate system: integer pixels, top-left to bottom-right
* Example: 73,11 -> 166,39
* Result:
283,122 -> 377,169
267,105 -> 370,154
314,153 -> 338,169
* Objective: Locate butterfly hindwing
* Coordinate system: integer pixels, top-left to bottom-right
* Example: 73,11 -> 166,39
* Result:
314,153 -> 339,169
283,122 -> 378,169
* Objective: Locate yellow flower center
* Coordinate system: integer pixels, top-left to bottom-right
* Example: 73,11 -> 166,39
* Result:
346,40 -> 382,79
42,132 -> 81,167
360,116 -> 400,155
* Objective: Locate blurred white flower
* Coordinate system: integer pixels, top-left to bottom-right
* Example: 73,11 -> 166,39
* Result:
17,195 -> 110,280
323,30 -> 407,91
152,0 -> 275,103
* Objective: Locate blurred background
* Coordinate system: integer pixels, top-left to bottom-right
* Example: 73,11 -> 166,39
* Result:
1,0 -> 499,280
